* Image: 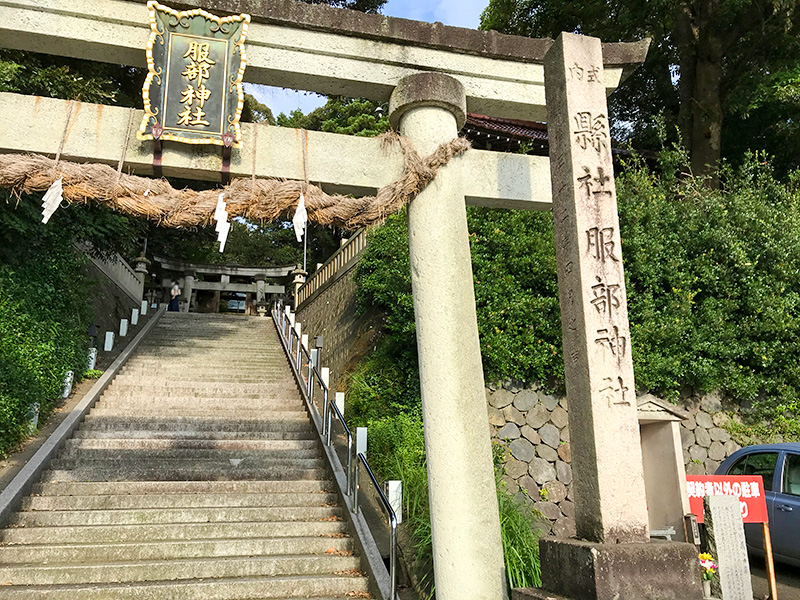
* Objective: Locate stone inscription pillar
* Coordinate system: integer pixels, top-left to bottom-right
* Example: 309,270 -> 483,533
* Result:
544,32 -> 649,543
389,72 -> 507,600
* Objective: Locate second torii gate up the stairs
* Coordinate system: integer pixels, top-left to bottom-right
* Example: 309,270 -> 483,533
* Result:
0,2 -> 701,599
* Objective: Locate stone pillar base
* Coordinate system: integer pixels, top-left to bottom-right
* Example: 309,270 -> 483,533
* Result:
512,538 -> 702,600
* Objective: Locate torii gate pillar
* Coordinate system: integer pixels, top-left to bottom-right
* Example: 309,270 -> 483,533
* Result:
389,73 -> 507,600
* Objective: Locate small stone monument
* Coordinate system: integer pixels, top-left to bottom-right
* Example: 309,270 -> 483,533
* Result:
704,495 -> 753,600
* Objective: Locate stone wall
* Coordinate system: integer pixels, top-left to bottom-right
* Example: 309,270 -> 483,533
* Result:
487,383 -> 576,537
680,392 -> 742,476
488,383 -> 757,536
294,263 -> 380,392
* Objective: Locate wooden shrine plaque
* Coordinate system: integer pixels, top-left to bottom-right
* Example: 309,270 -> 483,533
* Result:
137,1 -> 250,148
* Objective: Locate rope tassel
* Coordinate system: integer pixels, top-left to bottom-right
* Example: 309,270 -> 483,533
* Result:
0,133 -> 470,231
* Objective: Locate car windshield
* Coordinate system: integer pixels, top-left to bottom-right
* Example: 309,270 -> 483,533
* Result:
728,451 -> 778,491
783,453 -> 800,496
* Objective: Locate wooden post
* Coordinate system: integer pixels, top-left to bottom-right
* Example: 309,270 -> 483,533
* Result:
762,522 -> 778,600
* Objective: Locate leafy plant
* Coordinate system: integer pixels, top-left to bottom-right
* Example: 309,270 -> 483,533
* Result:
498,480 -> 542,590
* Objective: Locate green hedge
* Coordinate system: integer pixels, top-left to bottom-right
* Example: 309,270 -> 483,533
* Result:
0,251 -> 90,455
0,196 -> 134,457
354,151 -> 800,406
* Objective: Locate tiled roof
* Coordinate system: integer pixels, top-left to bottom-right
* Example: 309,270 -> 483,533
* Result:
464,113 -> 548,141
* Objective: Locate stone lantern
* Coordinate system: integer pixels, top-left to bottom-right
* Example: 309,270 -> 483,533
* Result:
290,266 -> 307,309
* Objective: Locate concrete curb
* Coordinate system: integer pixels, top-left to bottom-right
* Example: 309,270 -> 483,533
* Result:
0,305 -> 166,528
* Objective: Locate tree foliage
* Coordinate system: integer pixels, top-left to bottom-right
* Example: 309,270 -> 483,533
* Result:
353,151 -> 800,410
0,49 -> 143,106
0,193 -> 141,456
277,96 -> 389,137
297,0 -> 386,13
621,150 -> 800,403
480,0 -> 800,178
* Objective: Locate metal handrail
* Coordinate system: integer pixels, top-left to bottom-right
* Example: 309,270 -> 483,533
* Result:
326,394 -> 354,495
275,300 -> 330,434
271,299 -> 397,600
354,452 -> 398,600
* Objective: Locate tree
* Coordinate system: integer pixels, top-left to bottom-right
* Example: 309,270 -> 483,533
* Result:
241,94 -> 276,125
277,96 -> 389,137
298,0 -> 386,13
480,0 -> 800,179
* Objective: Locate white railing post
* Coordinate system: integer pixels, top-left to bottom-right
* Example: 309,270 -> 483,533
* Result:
309,349 -> 318,396
321,367 -> 329,388
356,426 -> 367,458
321,367 -> 330,435
294,322 -> 302,368
387,480 -> 403,524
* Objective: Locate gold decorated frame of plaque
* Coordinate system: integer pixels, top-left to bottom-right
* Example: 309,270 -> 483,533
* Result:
137,1 -> 250,148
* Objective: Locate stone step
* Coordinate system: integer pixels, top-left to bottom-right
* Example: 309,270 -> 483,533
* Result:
91,404 -> 306,416
10,505 -> 342,527
40,466 -> 329,482
72,429 -> 316,441
126,354 -> 288,361
0,535 -> 354,564
107,382 -> 284,393
96,394 -> 302,405
112,373 -> 293,382
79,416 -> 314,432
137,344 -> 285,351
88,407 -> 308,419
0,553 -> 361,586
62,438 -> 317,451
101,387 -> 299,395
116,368 -> 292,376
94,397 -> 305,409
119,363 -> 291,372
31,479 -> 335,496
22,491 -> 338,511
0,520 -> 348,544
0,574 -> 370,599
124,358 -> 290,366
116,372 -> 295,383
48,456 -> 326,471
113,373 -> 294,382
56,447 -> 321,462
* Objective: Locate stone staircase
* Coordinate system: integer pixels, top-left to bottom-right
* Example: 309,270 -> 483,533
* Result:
0,312 -> 371,599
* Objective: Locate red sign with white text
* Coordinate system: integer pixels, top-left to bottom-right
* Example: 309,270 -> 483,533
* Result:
686,475 -> 768,524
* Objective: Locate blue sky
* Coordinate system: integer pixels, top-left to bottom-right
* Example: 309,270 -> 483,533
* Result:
246,0 -> 489,117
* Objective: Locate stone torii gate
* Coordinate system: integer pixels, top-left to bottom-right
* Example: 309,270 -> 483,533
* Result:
0,2 -> 700,599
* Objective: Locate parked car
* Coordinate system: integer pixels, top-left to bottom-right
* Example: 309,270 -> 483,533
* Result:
716,443 -> 800,566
